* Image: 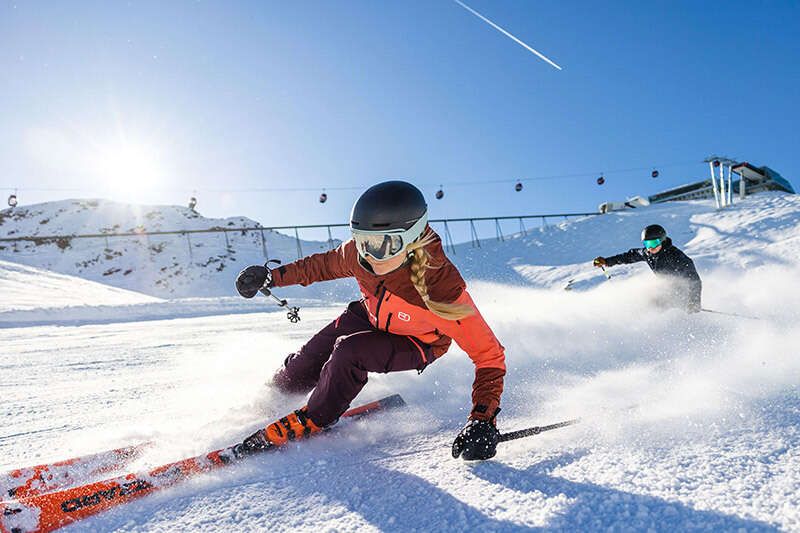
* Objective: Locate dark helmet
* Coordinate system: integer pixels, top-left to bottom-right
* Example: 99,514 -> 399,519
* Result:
642,224 -> 667,242
350,180 -> 427,232
350,180 -> 428,260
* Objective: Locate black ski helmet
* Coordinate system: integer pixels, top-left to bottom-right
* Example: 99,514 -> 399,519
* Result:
641,224 -> 667,242
350,180 -> 428,261
350,180 -> 427,232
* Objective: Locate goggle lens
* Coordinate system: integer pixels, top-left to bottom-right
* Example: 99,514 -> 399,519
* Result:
643,238 -> 662,249
354,233 -> 404,260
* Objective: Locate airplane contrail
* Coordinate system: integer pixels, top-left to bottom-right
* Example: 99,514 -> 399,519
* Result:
452,0 -> 563,71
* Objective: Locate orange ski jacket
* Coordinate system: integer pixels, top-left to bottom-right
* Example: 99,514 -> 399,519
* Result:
271,230 -> 505,420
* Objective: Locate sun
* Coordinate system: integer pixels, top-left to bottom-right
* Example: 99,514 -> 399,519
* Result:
93,141 -> 164,194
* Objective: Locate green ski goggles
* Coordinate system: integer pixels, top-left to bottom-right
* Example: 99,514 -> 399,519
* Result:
643,238 -> 663,249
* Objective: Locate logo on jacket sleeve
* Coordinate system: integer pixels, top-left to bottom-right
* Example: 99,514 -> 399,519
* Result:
397,311 -> 411,322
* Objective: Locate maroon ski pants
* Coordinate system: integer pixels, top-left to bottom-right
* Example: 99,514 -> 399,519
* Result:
273,301 -> 433,427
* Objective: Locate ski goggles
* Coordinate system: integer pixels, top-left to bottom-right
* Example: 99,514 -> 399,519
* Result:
351,214 -> 427,261
643,238 -> 663,249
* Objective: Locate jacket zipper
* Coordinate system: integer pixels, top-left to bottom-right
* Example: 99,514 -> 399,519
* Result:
407,336 -> 428,374
373,280 -> 385,296
374,286 -> 387,329
384,312 -> 393,332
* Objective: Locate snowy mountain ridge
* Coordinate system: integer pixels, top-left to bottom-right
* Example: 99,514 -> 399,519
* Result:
0,198 -> 352,300
2,191 -> 800,318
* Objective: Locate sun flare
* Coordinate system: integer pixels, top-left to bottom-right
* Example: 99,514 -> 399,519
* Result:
94,141 -> 163,193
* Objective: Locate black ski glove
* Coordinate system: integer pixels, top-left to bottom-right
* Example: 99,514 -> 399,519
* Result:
452,419 -> 500,461
236,264 -> 273,298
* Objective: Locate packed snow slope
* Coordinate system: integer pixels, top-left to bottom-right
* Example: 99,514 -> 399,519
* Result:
2,191 -> 799,531
0,252 -> 330,329
0,259 -> 159,312
0,198 -> 353,300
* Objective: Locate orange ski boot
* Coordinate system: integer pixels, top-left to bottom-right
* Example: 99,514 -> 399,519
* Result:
237,407 -> 323,456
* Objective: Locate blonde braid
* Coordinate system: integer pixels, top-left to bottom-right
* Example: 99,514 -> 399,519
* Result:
406,230 -> 474,321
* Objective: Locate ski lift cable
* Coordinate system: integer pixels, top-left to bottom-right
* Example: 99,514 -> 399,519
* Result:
0,160 -> 704,194
169,159 -> 703,190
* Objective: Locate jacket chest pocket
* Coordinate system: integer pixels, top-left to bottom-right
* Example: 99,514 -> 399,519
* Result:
379,294 -> 427,335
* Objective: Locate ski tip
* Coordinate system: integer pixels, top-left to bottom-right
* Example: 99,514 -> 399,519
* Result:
379,394 -> 406,409
341,394 -> 407,419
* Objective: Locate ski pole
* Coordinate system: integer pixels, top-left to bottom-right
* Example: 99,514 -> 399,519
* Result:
258,286 -> 301,322
701,308 -> 761,321
566,264 -> 611,291
499,417 -> 580,443
498,401 -> 637,443
258,260 -> 301,323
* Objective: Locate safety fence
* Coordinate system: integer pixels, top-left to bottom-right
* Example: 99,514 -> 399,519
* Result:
0,211 -> 599,261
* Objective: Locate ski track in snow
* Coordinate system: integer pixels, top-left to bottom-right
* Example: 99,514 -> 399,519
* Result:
2,192 -> 800,531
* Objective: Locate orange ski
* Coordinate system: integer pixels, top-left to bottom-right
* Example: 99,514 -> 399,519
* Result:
1,443 -> 152,500
0,394 -> 405,533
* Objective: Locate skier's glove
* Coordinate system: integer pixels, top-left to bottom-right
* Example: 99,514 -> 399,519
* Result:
452,419 -> 500,461
236,264 -> 273,298
593,256 -> 607,267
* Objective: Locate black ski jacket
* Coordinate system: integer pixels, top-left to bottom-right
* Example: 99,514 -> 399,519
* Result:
605,238 -> 702,311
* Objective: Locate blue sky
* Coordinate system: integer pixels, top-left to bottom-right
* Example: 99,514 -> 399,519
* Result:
1,0 -> 797,241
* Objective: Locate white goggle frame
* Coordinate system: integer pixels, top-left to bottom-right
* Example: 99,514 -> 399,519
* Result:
351,213 -> 428,261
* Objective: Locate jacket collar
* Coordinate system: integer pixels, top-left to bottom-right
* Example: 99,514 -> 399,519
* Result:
357,253 -> 412,277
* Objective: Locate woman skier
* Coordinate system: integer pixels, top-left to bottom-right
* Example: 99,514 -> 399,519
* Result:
234,180 -> 506,460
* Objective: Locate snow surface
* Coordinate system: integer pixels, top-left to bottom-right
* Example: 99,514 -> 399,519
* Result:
2,192 -> 799,531
0,259 -> 159,312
